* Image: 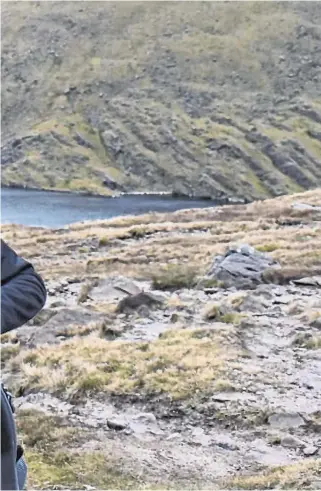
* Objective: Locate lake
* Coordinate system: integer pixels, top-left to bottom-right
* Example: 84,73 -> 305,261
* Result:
1,188 -> 216,228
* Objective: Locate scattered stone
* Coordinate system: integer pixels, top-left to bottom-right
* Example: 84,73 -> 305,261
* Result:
311,316 -> 321,329
280,434 -> 305,449
268,412 -> 306,429
303,445 -> 319,456
26,308 -> 104,346
49,300 -> 66,308
133,412 -> 157,423
293,276 -> 321,287
116,291 -> 164,313
90,277 -> 141,302
236,292 -> 271,313
204,244 -> 280,289
137,305 -> 151,318
273,295 -> 292,305
166,432 -> 181,441
291,202 -> 321,212
107,417 -> 128,431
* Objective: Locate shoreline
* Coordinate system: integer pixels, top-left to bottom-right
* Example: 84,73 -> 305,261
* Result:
0,184 -> 248,205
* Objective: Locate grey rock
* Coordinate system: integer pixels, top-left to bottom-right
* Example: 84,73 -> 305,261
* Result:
137,305 -> 151,318
49,300 -> 66,308
253,284 -> 275,300
280,434 -> 305,448
101,129 -> 123,156
107,417 -> 128,431
311,316 -> 321,329
116,291 -> 164,313
27,308 -> 104,346
291,202 -> 321,212
133,412 -> 157,423
273,295 -> 292,305
166,432 -> 181,441
204,244 -> 280,290
268,412 -> 306,429
237,293 -> 271,313
309,481 -> 321,490
293,276 -> 321,287
303,445 -> 318,456
91,277 -> 141,302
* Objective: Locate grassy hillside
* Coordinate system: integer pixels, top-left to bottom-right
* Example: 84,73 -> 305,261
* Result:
1,1 -> 321,199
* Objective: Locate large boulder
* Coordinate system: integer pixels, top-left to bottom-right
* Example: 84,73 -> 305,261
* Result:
204,244 -> 280,289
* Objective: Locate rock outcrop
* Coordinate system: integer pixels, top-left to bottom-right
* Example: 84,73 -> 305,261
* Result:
204,244 -> 280,289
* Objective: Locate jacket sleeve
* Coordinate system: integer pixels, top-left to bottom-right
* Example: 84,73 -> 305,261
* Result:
1,239 -> 47,334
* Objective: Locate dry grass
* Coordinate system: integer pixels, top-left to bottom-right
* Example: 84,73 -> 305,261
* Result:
262,266 -> 321,285
293,333 -> 321,350
151,264 -> 199,291
203,303 -> 243,325
225,458 -> 321,489
9,327 -> 239,400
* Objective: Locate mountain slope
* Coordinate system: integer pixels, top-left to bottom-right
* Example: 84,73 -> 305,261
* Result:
1,1 -> 321,199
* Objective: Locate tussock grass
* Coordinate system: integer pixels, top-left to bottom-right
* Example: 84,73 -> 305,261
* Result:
10,327 -> 239,400
151,264 -> 199,291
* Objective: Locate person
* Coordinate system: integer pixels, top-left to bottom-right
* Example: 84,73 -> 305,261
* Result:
1,239 -> 47,334
1,238 -> 47,490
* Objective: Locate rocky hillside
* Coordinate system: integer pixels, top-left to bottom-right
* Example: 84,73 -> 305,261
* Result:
1,1 -> 321,200
1,189 -> 321,489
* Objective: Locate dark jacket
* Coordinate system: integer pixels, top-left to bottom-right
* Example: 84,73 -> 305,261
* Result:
1,240 -> 47,334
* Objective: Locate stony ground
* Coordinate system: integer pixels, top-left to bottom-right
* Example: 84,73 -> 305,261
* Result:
1,189 -> 321,489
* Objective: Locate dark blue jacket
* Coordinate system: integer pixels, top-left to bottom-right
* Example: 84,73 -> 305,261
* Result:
1,240 -> 47,334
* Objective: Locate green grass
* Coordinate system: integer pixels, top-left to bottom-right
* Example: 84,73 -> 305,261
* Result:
27,451 -> 144,490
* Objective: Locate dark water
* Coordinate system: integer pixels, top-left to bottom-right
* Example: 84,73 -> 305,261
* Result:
1,188 -> 216,228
